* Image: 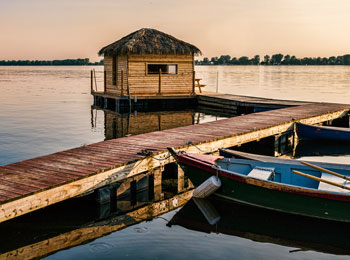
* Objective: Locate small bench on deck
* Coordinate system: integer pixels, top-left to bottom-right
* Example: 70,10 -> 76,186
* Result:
318,173 -> 350,193
247,166 -> 275,181
195,78 -> 206,93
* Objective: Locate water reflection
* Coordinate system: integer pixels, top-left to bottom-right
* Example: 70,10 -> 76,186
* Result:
0,167 -> 193,260
169,197 -> 350,255
91,106 -> 234,140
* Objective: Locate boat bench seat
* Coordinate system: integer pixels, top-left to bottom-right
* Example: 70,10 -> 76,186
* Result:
318,173 -> 350,193
247,166 -> 275,181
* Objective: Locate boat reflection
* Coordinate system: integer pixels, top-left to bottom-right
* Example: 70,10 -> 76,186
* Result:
169,197 -> 350,255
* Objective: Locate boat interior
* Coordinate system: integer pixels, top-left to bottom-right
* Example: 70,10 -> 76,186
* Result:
215,158 -> 350,193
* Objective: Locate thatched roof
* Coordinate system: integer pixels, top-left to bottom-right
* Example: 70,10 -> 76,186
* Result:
98,28 -> 201,56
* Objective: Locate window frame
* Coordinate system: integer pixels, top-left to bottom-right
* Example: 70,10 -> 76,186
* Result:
146,63 -> 178,76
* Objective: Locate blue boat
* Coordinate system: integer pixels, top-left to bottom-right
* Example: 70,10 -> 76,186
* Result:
170,149 -> 350,222
296,122 -> 350,142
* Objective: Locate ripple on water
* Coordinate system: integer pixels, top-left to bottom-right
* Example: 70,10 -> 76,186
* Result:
89,242 -> 114,254
134,227 -> 149,233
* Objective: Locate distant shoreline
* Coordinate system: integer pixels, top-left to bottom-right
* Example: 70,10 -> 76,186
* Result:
196,54 -> 350,66
0,58 -> 104,66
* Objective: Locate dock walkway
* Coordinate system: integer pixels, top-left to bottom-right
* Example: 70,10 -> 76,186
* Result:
0,101 -> 349,223
197,92 -> 312,110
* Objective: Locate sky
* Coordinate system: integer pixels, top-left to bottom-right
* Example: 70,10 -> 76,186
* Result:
1,0 -> 350,61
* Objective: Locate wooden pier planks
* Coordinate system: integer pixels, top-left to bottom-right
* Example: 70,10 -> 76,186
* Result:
197,92 -> 312,109
0,102 -> 349,223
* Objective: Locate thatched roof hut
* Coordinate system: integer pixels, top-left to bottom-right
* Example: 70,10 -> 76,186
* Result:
98,28 -> 201,56
99,28 -> 201,98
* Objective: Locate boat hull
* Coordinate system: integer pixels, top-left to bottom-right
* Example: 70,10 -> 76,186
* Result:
180,161 -> 350,222
296,122 -> 350,142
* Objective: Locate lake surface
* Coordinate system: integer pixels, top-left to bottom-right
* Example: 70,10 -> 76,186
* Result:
196,65 -> 350,104
1,65 -> 350,260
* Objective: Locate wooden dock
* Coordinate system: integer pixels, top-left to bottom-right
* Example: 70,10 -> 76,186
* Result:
197,92 -> 312,110
0,99 -> 349,223
92,90 -> 313,113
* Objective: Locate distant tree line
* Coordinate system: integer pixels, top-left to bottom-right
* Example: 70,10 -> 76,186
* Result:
0,58 -> 104,66
195,54 -> 350,66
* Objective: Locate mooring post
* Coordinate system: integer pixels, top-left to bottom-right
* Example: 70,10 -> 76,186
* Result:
216,71 -> 219,93
90,70 -> 94,93
158,69 -> 162,95
153,167 -> 163,201
274,134 -> 281,157
292,122 -> 299,158
178,165 -> 185,192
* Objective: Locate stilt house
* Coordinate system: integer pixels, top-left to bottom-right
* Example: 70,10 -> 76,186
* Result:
98,28 -> 201,97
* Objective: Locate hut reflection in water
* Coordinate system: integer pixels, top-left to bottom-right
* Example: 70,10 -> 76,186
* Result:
91,106 -> 235,140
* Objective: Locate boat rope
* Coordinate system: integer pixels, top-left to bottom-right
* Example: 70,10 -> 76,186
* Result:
150,154 -> 172,161
186,141 -> 205,152
138,149 -> 172,161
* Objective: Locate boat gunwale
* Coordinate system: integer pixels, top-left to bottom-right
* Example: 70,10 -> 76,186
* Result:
296,122 -> 350,133
178,153 -> 350,202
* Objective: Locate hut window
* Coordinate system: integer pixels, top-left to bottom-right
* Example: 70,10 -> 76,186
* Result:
112,55 -> 117,85
147,64 -> 177,75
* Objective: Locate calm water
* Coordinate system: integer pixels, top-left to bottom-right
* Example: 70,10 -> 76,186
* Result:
0,66 -> 225,165
196,65 -> 350,104
1,65 -> 350,260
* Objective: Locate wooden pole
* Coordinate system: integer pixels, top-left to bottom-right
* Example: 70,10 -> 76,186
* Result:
292,170 -> 350,191
90,70 -> 93,93
301,161 -> 350,181
158,68 -> 162,95
104,71 -> 106,93
93,69 -> 97,92
216,71 -> 219,93
121,70 -> 124,96
192,70 -> 195,94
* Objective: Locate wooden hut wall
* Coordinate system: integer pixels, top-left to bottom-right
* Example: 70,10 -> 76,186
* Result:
128,54 -> 193,96
104,55 -> 127,96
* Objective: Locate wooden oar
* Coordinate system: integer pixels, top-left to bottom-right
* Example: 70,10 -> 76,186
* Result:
301,161 -> 350,181
292,170 -> 350,191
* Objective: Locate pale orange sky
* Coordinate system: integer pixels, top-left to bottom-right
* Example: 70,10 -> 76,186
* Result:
1,0 -> 350,61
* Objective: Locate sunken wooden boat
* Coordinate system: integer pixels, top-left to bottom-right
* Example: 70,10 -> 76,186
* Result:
169,149 -> 350,222
296,122 -> 350,142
